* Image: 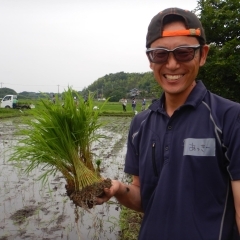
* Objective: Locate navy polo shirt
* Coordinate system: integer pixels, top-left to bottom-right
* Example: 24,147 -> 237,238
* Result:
124,81 -> 240,240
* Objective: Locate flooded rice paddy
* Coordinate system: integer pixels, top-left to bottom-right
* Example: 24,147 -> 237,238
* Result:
0,116 -> 132,240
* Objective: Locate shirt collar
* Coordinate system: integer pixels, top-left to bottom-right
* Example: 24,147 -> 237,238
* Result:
149,80 -> 208,112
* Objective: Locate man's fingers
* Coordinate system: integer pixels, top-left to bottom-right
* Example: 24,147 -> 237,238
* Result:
94,196 -> 107,205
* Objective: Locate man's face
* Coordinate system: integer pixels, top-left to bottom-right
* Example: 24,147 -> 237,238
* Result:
148,21 -> 209,99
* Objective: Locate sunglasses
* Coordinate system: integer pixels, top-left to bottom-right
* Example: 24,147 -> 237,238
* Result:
146,45 -> 201,64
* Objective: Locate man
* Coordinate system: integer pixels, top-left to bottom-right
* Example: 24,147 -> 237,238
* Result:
141,98 -> 146,111
52,94 -> 55,104
97,8 -> 240,239
13,96 -> 18,109
132,97 -> 136,112
73,96 -> 77,105
122,98 -> 127,112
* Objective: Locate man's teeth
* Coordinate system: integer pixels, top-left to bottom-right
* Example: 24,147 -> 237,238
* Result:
165,75 -> 183,80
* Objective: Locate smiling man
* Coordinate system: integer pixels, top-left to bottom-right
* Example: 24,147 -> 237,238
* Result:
97,8 -> 240,240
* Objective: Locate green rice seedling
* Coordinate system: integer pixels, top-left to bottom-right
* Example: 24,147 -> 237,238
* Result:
9,87 -> 111,208
95,159 -> 102,173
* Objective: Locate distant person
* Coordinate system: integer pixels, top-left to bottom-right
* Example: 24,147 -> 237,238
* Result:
52,94 -> 56,104
13,97 -> 18,109
84,96 -> 88,104
141,98 -> 146,111
131,97 -> 136,112
74,96 -> 77,105
122,98 -> 127,112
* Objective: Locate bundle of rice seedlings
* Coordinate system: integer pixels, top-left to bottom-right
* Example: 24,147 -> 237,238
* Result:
10,87 -> 111,209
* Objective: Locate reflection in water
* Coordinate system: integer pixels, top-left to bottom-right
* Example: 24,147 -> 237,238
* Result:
0,117 -> 132,239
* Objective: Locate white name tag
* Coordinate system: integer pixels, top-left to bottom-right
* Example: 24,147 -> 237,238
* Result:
183,138 -> 215,156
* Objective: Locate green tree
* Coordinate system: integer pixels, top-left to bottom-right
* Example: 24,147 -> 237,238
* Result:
196,0 -> 240,102
109,89 -> 125,102
0,87 -> 17,98
81,71 -> 161,101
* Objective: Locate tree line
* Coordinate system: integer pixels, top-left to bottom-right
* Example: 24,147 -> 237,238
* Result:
0,88 -> 50,100
79,71 -> 162,102
197,0 -> 240,102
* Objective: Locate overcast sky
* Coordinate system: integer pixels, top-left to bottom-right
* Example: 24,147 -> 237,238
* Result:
0,0 -> 198,94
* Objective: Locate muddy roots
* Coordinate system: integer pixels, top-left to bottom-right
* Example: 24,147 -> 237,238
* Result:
66,178 -> 112,209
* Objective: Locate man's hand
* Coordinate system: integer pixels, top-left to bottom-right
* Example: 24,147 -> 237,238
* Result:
94,180 -> 121,205
231,180 -> 240,235
95,176 -> 143,212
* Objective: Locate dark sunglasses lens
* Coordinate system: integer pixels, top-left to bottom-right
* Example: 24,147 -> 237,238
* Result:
149,49 -> 168,63
174,48 -> 195,62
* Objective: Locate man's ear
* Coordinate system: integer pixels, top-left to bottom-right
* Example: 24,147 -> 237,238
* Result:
146,53 -> 154,70
149,62 -> 154,70
200,44 -> 210,67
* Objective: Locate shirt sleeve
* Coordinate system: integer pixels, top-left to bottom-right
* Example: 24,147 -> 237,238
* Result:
224,110 -> 240,180
124,110 -> 151,176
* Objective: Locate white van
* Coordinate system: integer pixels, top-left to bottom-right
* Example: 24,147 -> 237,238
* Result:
0,95 -> 17,108
0,95 -> 35,109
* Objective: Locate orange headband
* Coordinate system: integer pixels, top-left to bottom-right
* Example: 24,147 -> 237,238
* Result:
162,29 -> 201,37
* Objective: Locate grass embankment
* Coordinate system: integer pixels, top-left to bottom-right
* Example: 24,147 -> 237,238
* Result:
0,108 -> 31,119
0,100 -> 141,119
119,207 -> 143,240
99,101 -> 139,116
0,99 -> 36,118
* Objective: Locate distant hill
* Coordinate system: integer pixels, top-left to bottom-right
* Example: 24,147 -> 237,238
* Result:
0,87 -> 54,100
80,71 -> 162,102
17,91 -> 52,100
1,71 -> 162,102
0,87 -> 17,98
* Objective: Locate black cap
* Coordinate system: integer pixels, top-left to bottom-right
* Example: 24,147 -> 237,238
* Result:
146,8 -> 206,48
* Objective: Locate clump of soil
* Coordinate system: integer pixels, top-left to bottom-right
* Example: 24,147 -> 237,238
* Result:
10,206 -> 39,225
66,178 -> 112,209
